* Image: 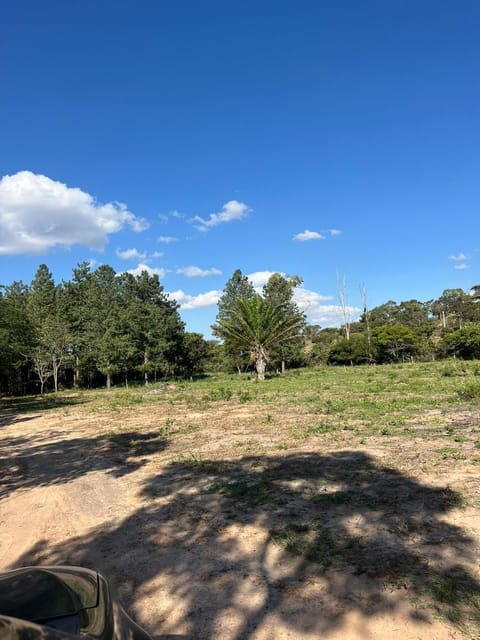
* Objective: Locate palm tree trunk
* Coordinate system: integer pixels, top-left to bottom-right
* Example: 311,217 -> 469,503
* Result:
256,355 -> 266,381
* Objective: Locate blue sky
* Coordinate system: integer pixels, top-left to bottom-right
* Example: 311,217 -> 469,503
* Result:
1,1 -> 479,336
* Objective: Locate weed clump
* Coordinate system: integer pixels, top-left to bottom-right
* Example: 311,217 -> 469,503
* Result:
457,382 -> 480,400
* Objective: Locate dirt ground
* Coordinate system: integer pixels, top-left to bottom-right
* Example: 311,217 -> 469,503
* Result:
0,393 -> 479,639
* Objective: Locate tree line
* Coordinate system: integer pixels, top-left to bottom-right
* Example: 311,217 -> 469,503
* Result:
0,262 -> 210,394
2,263 -> 480,394
310,287 -> 480,366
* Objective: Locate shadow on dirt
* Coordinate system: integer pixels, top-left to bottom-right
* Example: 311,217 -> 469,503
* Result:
0,395 -> 87,425
11,451 -> 480,639
0,431 -> 168,498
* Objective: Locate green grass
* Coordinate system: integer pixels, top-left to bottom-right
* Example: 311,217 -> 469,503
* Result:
208,479 -> 276,506
3,360 -> 480,637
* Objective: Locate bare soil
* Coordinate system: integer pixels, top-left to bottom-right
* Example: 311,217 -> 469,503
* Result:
0,392 -> 479,639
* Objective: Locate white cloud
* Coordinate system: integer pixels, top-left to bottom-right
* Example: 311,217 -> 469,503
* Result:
293,287 -> 358,326
159,209 -> 185,223
0,171 -> 148,255
247,270 -> 281,289
168,289 -> 222,310
129,217 -> 150,233
192,200 -> 250,232
246,270 -> 351,326
151,251 -> 164,258
125,263 -> 167,278
293,229 -> 325,241
304,304 -> 360,326
454,263 -> 468,270
116,247 -> 147,261
293,287 -> 333,308
158,235 -> 178,243
330,229 -> 342,236
177,266 -> 222,277
449,252 -> 466,261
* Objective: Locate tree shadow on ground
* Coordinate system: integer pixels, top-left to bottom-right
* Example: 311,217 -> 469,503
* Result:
0,431 -> 168,498
0,395 -> 87,426
11,451 -> 480,639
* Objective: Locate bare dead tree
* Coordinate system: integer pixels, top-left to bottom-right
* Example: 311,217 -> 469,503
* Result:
337,273 -> 352,340
359,282 -> 373,362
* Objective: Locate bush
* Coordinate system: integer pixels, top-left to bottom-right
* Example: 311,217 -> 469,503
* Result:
327,333 -> 374,365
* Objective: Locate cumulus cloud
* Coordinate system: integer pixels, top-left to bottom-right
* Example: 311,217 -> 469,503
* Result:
191,200 -> 250,232
168,289 -> 222,310
449,252 -> 466,261
177,266 -> 222,277
291,287 -> 359,326
454,263 -> 468,270
158,235 -> 178,244
116,247 -> 147,261
246,270 -> 280,289
125,263 -> 167,278
293,229 -> 325,241
293,287 -> 333,307
0,171 -> 148,255
304,304 -> 360,326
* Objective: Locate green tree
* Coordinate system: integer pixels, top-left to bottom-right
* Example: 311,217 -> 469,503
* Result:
396,300 -> 432,332
213,295 -> 304,380
431,289 -> 474,330
442,325 -> 480,359
63,262 -> 93,387
179,332 -> 211,379
262,273 -> 306,373
0,283 -> 33,393
307,327 -> 341,365
82,265 -> 123,389
365,300 -> 400,327
215,269 -> 256,373
118,271 -> 184,384
373,325 -> 418,363
27,265 -> 70,392
328,333 -> 374,365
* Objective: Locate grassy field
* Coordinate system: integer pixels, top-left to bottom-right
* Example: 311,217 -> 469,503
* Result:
3,360 -> 480,637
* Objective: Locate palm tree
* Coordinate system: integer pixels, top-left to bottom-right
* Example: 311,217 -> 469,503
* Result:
212,295 -> 305,380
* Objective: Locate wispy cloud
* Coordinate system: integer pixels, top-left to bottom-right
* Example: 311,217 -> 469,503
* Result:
191,200 -> 250,232
159,209 -> 185,223
116,247 -> 147,261
329,229 -> 342,236
125,263 -> 167,278
0,170 -> 148,255
151,251 -> 164,258
449,252 -> 467,261
177,266 -> 222,277
158,236 -> 178,244
454,263 -> 468,270
293,229 -> 325,241
168,289 -> 222,310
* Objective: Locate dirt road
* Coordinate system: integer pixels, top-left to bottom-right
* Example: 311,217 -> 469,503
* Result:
0,398 -> 477,639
